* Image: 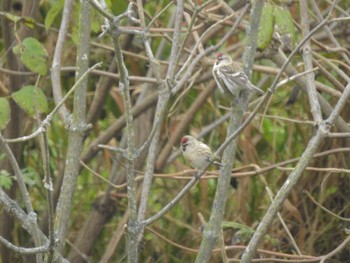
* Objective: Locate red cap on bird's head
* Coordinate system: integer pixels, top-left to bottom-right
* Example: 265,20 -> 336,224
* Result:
215,53 -> 225,62
181,136 -> 189,144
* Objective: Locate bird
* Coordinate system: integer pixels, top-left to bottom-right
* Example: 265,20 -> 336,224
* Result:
212,53 -> 264,98
180,135 -> 221,178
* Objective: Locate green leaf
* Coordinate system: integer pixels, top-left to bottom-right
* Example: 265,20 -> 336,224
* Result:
71,14 -> 79,45
273,6 -> 296,49
106,0 -> 128,15
91,9 -> 103,33
257,3 -> 274,50
13,37 -> 48,75
0,170 -> 13,190
326,186 -> 338,195
44,0 -> 64,30
22,168 -> 37,187
0,98 -> 10,130
12,85 -> 49,116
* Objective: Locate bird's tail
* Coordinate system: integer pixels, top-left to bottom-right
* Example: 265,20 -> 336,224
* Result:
248,82 -> 264,95
213,160 -> 223,167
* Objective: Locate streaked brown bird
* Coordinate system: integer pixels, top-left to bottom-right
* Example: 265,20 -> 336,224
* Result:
180,135 -> 221,177
212,53 -> 264,98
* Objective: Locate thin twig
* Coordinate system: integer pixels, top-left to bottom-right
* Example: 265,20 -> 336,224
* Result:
304,190 -> 350,222
0,236 -> 48,254
319,234 -> 350,263
241,77 -> 350,262
266,187 -> 302,255
310,0 -> 350,65
0,134 -> 34,214
4,63 -> 101,143
39,130 -> 55,261
0,188 -> 68,262
327,132 -> 350,138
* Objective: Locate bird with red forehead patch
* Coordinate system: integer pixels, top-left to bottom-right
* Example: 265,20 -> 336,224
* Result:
180,135 -> 221,178
212,53 -> 264,98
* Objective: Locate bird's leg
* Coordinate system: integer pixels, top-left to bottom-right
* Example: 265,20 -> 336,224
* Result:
234,94 -> 241,105
194,170 -> 201,180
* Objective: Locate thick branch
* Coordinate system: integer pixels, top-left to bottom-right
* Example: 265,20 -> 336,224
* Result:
300,0 -> 322,123
54,0 -> 91,253
51,0 -> 74,120
195,1 -> 264,261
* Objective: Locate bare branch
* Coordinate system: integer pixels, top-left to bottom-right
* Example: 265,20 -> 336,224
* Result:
0,188 -> 68,262
300,0 -> 322,123
54,0 -> 92,253
4,63 -> 101,143
196,1 -> 264,261
51,0 -> 74,121
241,79 -> 350,261
0,236 -> 48,255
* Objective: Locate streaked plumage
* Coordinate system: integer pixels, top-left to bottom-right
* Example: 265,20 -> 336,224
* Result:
212,53 -> 264,97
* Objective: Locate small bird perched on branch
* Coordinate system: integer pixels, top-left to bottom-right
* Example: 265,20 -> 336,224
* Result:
180,135 -> 221,178
212,53 -> 264,98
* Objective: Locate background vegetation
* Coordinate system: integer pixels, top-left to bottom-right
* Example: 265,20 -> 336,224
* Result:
0,0 -> 349,262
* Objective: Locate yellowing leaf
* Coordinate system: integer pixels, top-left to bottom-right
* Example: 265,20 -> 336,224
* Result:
22,16 -> 36,29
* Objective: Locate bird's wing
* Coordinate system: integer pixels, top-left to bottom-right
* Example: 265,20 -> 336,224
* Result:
212,67 -> 227,94
219,65 -> 264,94
199,141 -> 210,150
198,143 -> 216,164
219,64 -> 249,87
